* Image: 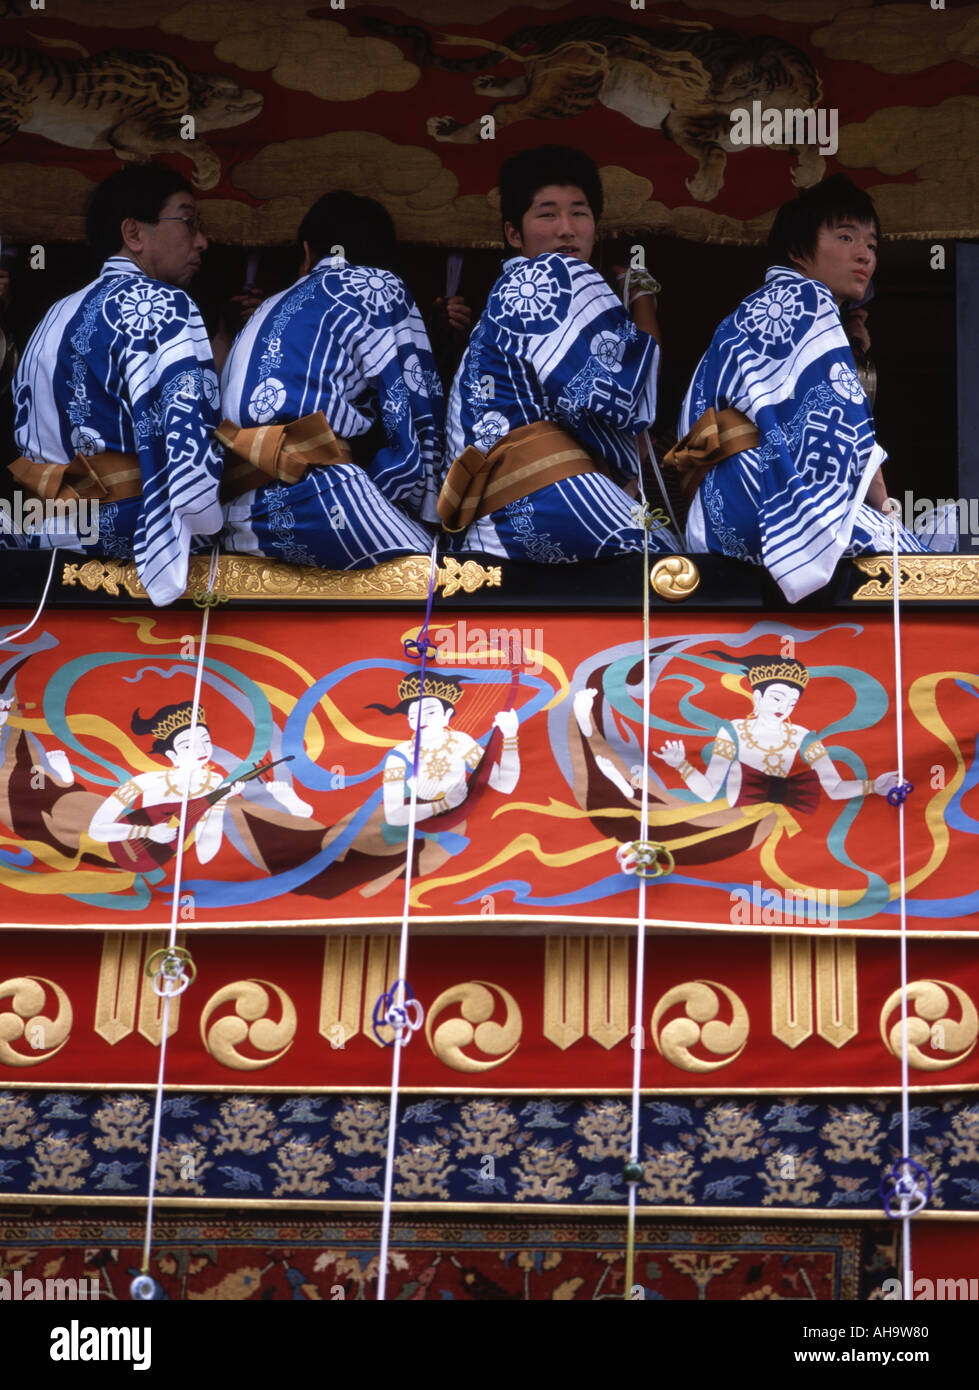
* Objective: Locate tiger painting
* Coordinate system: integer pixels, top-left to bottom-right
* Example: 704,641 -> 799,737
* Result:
0,47 -> 263,190
362,16 -> 826,203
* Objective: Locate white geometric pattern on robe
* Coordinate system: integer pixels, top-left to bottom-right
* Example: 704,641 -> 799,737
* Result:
10,256 -> 222,605
446,253 -> 657,482
442,252 -> 675,561
221,259 -> 442,518
678,266 -> 923,600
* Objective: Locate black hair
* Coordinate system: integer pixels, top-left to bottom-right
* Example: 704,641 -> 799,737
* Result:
766,174 -> 880,270
131,702 -> 208,756
498,145 -> 603,242
366,696 -> 455,718
704,650 -> 809,695
298,191 -> 397,271
85,165 -> 194,264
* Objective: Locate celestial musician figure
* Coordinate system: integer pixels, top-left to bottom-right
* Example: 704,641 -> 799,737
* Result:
89,701 -> 310,870
371,673 -> 520,829
652,653 -> 898,810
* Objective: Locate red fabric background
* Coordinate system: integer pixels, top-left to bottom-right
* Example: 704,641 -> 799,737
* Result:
1,932 -> 976,1090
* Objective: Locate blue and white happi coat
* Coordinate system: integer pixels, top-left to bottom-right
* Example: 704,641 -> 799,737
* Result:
680,265 -> 926,602
8,256 -> 223,606
219,260 -> 442,568
445,253 -> 677,562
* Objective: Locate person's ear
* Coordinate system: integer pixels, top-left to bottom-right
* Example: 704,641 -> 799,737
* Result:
503,220 -> 523,252
120,217 -> 146,256
300,240 -> 314,276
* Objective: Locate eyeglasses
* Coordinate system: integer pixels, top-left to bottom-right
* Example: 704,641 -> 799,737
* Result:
155,213 -> 207,236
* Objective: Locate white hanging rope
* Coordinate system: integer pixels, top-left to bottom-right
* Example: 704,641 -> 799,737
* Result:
376,538 -> 439,1302
132,548 -> 219,1300
882,501 -> 917,1300
623,513 -> 654,1297
617,392 -> 663,1294
0,550 -> 58,645
615,270 -> 669,1295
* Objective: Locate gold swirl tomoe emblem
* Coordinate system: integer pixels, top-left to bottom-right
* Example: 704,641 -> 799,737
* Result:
650,556 -> 700,601
200,979 -> 297,1070
425,980 -> 522,1072
879,980 -> 978,1071
0,976 -> 72,1066
651,980 -> 748,1072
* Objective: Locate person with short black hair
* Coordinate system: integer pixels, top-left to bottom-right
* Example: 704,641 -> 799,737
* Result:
436,144 -> 676,562
217,191 -> 441,568
668,174 -> 929,602
5,164 -> 223,604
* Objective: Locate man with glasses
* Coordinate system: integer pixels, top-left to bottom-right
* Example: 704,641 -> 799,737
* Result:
5,165 -> 223,605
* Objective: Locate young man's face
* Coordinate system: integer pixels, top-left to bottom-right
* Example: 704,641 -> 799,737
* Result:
791,219 -> 877,305
504,184 -> 596,262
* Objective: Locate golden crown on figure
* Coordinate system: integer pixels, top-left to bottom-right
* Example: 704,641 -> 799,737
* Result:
397,675 -> 462,706
151,703 -> 207,741
746,661 -> 809,691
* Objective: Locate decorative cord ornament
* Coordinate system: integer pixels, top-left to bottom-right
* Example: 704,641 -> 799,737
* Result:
145,946 -> 196,998
192,587 -> 228,609
887,780 -> 914,806
371,979 -> 425,1047
402,635 -> 438,660
880,1158 -> 933,1220
617,839 -> 675,880
630,501 -> 670,534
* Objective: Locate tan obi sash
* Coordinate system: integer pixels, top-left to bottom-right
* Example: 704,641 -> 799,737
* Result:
215,411 -> 354,502
662,407 -> 759,501
9,449 -> 141,504
437,420 -> 600,533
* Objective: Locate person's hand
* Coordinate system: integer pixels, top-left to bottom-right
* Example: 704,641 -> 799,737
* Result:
874,771 -> 899,797
434,295 -> 471,339
217,779 -> 247,806
147,823 -> 179,844
653,739 -> 686,769
445,295 -> 471,333
266,779 -> 313,817
230,289 -> 265,324
493,710 -> 518,739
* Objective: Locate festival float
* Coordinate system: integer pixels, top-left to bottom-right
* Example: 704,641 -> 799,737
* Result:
0,0 -> 977,1306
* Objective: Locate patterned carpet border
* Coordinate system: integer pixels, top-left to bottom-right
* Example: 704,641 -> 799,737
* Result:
0,1215 -> 897,1300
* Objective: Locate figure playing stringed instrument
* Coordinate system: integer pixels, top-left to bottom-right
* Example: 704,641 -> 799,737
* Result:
88,701 -> 312,871
371,675 -> 519,828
